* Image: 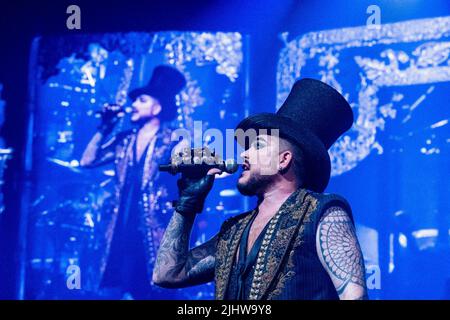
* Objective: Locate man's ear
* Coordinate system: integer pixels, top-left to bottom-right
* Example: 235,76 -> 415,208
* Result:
279,150 -> 294,170
153,101 -> 162,116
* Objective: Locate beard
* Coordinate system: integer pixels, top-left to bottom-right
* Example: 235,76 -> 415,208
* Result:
237,171 -> 273,196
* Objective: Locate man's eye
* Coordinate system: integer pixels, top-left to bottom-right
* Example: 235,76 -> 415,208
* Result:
254,142 -> 265,149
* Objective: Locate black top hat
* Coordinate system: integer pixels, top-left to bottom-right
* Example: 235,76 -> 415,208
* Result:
128,65 -> 186,121
236,78 -> 353,192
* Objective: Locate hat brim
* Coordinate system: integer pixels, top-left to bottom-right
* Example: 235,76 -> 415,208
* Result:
128,87 -> 178,121
236,113 -> 331,192
128,87 -> 150,101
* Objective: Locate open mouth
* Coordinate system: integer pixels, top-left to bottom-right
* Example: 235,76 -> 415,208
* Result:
242,163 -> 250,171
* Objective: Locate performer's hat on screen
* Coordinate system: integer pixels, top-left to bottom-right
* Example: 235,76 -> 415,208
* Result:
236,78 -> 353,193
129,65 -> 186,121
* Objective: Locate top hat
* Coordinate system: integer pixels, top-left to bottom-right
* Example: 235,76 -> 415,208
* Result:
128,65 -> 186,121
236,78 -> 353,192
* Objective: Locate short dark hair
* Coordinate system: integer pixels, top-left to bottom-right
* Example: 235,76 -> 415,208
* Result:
279,137 -> 306,186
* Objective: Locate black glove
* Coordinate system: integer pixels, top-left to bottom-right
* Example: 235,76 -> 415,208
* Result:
97,104 -> 122,133
174,174 -> 215,216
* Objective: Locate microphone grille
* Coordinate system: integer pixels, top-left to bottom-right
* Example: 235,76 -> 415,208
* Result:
224,159 -> 238,174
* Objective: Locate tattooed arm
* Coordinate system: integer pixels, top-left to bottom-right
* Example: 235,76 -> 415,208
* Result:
154,165 -> 218,288
316,206 -> 368,300
80,104 -> 125,167
80,131 -> 116,167
153,211 -> 217,288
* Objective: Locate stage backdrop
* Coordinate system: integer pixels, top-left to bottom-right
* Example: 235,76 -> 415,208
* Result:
277,16 -> 450,299
23,31 -> 248,299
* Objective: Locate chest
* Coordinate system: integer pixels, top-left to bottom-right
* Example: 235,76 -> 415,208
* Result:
246,217 -> 271,255
135,134 -> 155,162
233,211 -> 276,262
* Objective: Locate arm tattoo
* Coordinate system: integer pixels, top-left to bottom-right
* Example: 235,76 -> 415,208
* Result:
80,132 -> 116,167
153,211 -> 216,288
316,206 -> 368,300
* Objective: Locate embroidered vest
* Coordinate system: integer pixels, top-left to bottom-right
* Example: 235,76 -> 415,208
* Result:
214,188 -> 352,300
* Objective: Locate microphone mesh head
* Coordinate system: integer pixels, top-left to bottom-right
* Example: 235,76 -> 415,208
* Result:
224,159 -> 238,173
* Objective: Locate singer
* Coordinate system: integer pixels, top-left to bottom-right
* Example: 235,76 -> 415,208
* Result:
153,79 -> 368,300
80,65 -> 186,299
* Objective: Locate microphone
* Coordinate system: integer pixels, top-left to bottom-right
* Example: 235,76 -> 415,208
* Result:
159,159 -> 238,176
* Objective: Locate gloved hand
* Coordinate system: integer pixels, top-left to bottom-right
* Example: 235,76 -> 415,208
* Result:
97,103 -> 122,133
174,172 -> 217,216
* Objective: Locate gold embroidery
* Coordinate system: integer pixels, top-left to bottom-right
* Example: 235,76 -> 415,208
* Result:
215,212 -> 255,299
248,213 -> 281,299
246,190 -> 307,299
267,194 -> 319,299
214,189 -> 325,300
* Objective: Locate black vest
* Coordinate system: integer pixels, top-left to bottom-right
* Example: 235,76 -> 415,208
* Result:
215,188 -> 352,300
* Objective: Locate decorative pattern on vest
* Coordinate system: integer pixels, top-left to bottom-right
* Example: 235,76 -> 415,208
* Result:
215,188 -> 353,300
